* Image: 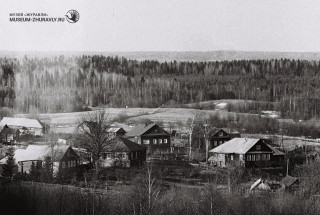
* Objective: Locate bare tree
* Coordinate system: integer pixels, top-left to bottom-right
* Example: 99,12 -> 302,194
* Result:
132,162 -> 161,215
186,111 -> 198,161
76,110 -> 113,174
195,113 -> 211,162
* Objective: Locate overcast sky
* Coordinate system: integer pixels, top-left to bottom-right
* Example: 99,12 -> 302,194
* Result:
1,0 -> 320,52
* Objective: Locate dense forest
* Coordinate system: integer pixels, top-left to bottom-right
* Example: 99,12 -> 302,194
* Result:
1,55 -> 320,119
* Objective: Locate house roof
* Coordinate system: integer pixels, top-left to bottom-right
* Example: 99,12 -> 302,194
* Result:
0,145 -> 74,163
0,117 -> 43,129
250,178 -> 271,191
125,123 -> 157,137
267,145 -> 285,156
1,125 -> 19,135
281,175 -> 299,187
107,127 -> 125,133
209,138 -> 261,154
105,137 -> 146,152
209,128 -> 228,137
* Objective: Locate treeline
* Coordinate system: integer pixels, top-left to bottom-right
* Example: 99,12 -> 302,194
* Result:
2,55 -> 320,119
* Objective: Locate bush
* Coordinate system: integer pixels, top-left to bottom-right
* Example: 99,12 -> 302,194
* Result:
114,111 -> 130,123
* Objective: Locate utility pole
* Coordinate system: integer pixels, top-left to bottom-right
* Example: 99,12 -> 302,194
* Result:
286,158 -> 289,176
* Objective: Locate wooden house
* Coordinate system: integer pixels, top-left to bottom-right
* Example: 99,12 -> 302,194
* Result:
125,123 -> 171,155
0,125 -> 20,143
107,127 -> 126,137
209,138 -> 283,168
0,145 -> 80,175
100,137 -> 146,167
0,117 -> 46,136
210,128 -> 241,149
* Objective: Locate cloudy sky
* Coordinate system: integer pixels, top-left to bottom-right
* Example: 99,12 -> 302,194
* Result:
1,0 -> 320,52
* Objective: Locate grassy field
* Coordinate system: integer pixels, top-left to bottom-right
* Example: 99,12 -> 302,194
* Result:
13,99 -> 269,134
15,107 -> 236,134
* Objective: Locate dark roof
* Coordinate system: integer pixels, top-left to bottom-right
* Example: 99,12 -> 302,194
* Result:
1,125 -> 19,135
267,145 -> 285,156
78,121 -> 98,129
209,128 -> 229,137
125,123 -> 157,137
281,175 -> 299,187
106,137 -> 146,152
52,146 -> 79,162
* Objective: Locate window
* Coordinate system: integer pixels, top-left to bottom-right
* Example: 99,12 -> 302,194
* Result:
266,154 -> 270,160
256,154 -> 261,161
153,139 -> 157,144
219,132 -> 224,137
164,139 -> 168,144
247,155 -> 251,161
61,162 -> 65,168
143,139 -> 150,145
252,155 -> 256,161
214,141 -> 217,146
231,155 -> 234,160
219,141 -> 223,145
256,145 -> 261,150
262,154 -> 266,160
159,139 -> 162,144
122,153 -> 126,159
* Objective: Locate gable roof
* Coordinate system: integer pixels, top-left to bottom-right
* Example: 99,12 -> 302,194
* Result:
1,125 -> 19,135
0,145 -> 75,163
281,175 -> 299,187
107,127 -> 125,133
210,128 -> 229,137
105,137 -> 146,152
250,178 -> 271,191
125,123 -> 158,137
0,117 -> 43,129
209,138 -> 263,154
267,145 -> 285,156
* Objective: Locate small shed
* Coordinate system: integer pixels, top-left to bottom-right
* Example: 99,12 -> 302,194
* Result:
281,175 -> 299,192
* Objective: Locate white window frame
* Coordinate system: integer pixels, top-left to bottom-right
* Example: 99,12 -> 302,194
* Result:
164,139 -> 168,144
159,139 -> 162,144
143,139 -> 150,145
153,139 -> 157,144
247,155 -> 251,161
